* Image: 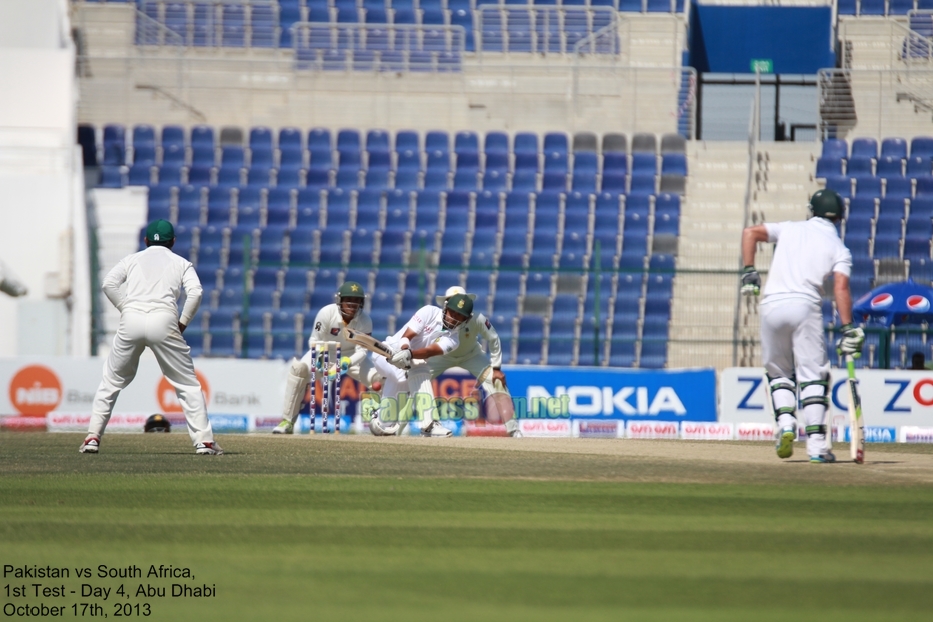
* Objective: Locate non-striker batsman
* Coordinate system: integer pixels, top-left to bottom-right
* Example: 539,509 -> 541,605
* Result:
740,189 -> 862,463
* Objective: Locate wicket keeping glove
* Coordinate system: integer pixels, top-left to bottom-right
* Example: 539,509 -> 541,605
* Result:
389,348 -> 412,370
740,266 -> 761,296
836,323 -> 865,358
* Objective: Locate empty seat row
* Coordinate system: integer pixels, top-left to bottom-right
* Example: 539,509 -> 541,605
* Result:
81,124 -> 686,167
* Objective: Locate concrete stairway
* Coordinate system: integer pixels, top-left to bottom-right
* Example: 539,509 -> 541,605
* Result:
667,141 -> 747,371
666,141 -> 819,372
736,142 -> 821,368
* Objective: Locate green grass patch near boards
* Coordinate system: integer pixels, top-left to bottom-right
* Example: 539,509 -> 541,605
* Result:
1,433 -> 932,622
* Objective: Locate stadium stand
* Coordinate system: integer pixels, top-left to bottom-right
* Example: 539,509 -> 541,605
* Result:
87,124 -> 682,365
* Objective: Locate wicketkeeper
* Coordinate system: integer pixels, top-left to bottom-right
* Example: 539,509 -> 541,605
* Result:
273,281 -> 381,434
740,189 -> 862,463
80,220 -> 222,455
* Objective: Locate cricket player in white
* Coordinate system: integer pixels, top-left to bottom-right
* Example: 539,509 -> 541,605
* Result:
428,286 -> 521,437
368,294 -> 474,437
741,189 -> 863,463
80,220 -> 222,455
273,281 -> 380,434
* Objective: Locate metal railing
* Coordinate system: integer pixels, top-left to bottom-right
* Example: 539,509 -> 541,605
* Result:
475,6 -> 619,57
291,22 -> 466,72
817,67 -> 933,140
135,0 -> 280,49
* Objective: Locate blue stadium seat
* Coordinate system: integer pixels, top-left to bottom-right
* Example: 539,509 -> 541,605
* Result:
515,315 -> 545,364
825,175 -> 853,198
822,138 -> 848,159
885,177 -> 912,199
851,137 -> 879,159
415,190 -> 443,232
626,173 -> 655,197
907,156 -> 932,178
816,156 -> 844,177
854,175 -> 882,198
847,156 -> 874,177
911,136 -> 933,159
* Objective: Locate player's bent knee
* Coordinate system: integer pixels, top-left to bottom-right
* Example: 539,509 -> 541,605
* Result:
289,359 -> 310,380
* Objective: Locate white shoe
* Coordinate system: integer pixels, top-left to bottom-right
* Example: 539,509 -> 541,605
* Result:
272,420 -> 294,435
79,435 -> 100,454
421,421 -> 452,438
195,441 -> 223,455
505,419 -> 522,438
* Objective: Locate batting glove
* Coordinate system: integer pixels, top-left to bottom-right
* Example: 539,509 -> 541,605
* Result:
740,266 -> 761,296
389,348 -> 412,370
836,323 -> 865,358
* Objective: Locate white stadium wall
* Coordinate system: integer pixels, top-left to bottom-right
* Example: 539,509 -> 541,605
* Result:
0,0 -> 89,356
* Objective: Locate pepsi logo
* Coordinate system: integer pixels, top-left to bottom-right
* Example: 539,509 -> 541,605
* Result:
870,293 -> 894,309
907,295 -> 931,312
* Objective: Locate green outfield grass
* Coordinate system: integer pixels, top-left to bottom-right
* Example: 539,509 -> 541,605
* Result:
1,433 -> 932,622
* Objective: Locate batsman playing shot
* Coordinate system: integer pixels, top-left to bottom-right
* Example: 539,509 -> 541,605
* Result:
273,281 -> 381,434
367,293 -> 475,437
740,189 -> 863,463
80,220 -> 223,455
426,286 -> 521,437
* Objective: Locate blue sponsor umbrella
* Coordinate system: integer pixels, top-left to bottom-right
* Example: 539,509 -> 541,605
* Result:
853,279 -> 933,327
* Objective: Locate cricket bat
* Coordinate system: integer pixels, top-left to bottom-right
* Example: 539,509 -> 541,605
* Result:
845,354 -> 865,464
343,328 -> 393,357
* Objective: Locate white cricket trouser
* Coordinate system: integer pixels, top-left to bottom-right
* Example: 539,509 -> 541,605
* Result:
760,299 -> 831,455
760,300 -> 828,382
373,355 -> 408,401
89,309 -> 215,445
372,356 -> 438,425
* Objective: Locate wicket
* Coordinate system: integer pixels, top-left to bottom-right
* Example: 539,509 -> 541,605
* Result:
308,341 -> 344,434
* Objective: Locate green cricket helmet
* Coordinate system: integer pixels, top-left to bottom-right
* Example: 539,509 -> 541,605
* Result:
809,189 -> 844,222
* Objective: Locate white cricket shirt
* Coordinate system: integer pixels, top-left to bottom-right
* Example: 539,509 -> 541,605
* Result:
388,306 -> 461,354
308,303 -> 373,366
102,245 -> 202,325
447,312 -> 503,367
761,218 -> 852,306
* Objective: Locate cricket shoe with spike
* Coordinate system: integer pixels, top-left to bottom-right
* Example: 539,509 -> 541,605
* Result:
809,451 -> 836,464
195,442 -> 224,455
272,420 -> 294,435
505,419 -> 523,438
421,421 -> 453,438
775,426 -> 796,459
79,435 -> 100,454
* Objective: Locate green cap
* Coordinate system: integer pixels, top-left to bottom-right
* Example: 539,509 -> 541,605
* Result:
146,219 -> 175,244
809,189 -> 844,221
338,281 -> 365,298
446,293 -> 474,317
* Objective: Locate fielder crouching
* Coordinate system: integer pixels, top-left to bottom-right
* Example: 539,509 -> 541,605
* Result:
273,281 -> 381,434
80,220 -> 222,455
